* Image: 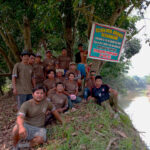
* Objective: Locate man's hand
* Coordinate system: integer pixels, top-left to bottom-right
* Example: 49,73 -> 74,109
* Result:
13,88 -> 17,95
52,110 -> 63,124
57,108 -> 64,113
19,126 -> 27,139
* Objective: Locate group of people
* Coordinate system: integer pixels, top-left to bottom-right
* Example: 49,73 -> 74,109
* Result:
12,44 -> 118,149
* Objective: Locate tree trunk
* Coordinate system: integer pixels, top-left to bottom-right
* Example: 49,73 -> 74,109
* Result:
64,0 -> 74,60
23,16 -> 32,52
0,47 -> 14,72
0,28 -> 20,62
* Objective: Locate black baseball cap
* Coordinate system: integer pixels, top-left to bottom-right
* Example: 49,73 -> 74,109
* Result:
21,51 -> 30,56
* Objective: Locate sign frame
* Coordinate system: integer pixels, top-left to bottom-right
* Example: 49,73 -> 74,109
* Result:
88,22 -> 127,62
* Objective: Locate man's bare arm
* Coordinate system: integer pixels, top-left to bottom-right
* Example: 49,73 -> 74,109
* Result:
16,115 -> 27,138
52,110 -> 63,124
12,77 -> 17,95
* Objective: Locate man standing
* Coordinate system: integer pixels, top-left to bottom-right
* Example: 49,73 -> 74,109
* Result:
28,53 -> 36,66
33,54 -> 45,87
43,50 -> 56,74
12,86 -> 63,149
75,43 -> 83,64
57,48 -> 71,73
12,51 -> 35,109
75,43 -> 87,78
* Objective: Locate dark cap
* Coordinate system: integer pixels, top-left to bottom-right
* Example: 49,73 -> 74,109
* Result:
21,51 -> 30,56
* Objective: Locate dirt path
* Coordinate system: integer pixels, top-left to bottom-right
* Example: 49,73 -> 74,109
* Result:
0,94 -> 17,150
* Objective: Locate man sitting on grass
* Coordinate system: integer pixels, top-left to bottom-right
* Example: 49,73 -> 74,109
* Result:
12,86 -> 63,150
45,82 -> 68,126
89,75 -> 118,115
64,72 -> 82,111
50,82 -> 68,113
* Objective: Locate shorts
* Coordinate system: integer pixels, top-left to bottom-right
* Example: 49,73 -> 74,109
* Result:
16,94 -> 33,109
77,63 -> 86,78
24,123 -> 47,142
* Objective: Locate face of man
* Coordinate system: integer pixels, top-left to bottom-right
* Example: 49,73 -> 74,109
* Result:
46,52 -> 51,58
57,71 -> 63,77
69,74 -> 75,81
48,71 -> 55,79
90,72 -> 96,79
78,46 -> 83,52
95,79 -> 102,87
56,84 -> 64,93
32,89 -> 45,103
70,64 -> 76,70
29,55 -> 35,65
35,57 -> 41,63
22,55 -> 30,64
62,49 -> 67,56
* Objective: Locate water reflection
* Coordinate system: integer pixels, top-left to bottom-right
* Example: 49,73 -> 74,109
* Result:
119,93 -> 150,149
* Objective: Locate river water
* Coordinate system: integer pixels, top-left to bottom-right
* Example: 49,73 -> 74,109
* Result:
119,91 -> 150,149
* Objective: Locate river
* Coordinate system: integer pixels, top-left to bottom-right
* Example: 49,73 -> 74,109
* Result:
119,91 -> 150,149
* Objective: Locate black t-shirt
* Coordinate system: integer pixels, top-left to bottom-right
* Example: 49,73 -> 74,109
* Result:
75,52 -> 81,63
92,84 -> 110,104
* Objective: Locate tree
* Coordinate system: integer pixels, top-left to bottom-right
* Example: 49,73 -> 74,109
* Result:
0,0 -> 149,92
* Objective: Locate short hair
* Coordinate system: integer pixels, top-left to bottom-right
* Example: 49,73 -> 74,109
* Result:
78,43 -> 83,47
62,47 -> 66,50
56,82 -> 64,87
30,53 -> 36,57
90,70 -> 96,74
95,75 -> 102,80
32,86 -> 46,93
21,51 -> 30,57
68,72 -> 75,77
47,69 -> 56,75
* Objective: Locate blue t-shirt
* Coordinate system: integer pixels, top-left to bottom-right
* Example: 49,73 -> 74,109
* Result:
92,84 -> 110,104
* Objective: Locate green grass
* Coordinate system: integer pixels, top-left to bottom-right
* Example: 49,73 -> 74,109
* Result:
43,101 -> 147,150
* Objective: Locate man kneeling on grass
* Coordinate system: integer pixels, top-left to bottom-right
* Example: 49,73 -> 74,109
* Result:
12,86 -> 63,150
88,75 -> 118,115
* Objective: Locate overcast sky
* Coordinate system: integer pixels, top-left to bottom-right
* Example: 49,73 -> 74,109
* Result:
128,6 -> 150,77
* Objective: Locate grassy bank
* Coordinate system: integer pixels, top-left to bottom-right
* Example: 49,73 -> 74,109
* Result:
0,94 -> 147,150
44,101 -> 147,150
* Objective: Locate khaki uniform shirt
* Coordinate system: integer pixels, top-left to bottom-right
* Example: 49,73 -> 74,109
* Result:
64,80 -> 78,94
12,62 -> 33,94
18,98 -> 55,127
65,70 -> 81,80
43,79 -> 56,90
33,62 -> 45,84
50,93 -> 68,109
43,57 -> 56,71
57,55 -> 71,70
55,77 -> 65,84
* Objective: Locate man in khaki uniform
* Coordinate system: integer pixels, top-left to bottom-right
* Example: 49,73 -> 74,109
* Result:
65,62 -> 82,89
57,48 -> 71,72
12,51 -> 35,109
43,50 -> 56,74
56,69 -> 65,84
12,86 -> 63,149
33,54 -> 45,87
50,82 -> 68,113
28,53 -> 35,66
64,72 -> 82,109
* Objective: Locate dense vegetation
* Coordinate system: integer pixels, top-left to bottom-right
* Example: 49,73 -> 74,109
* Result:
0,0 -> 150,93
